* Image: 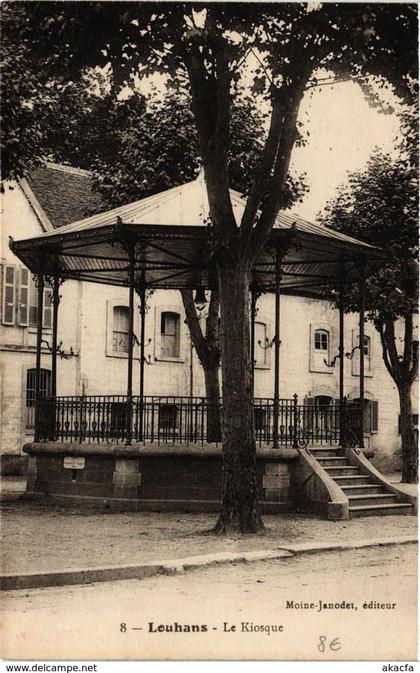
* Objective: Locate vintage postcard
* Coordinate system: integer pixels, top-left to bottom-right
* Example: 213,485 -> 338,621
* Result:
0,0 -> 418,664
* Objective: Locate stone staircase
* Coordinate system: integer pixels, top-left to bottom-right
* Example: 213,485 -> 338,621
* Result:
310,446 -> 413,518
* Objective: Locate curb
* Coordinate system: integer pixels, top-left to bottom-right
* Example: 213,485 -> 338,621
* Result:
279,535 -> 418,555
1,536 -> 417,592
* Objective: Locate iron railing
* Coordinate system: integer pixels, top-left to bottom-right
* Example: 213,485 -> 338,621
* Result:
34,394 -> 361,447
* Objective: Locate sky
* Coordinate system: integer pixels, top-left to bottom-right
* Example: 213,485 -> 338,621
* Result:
288,80 -> 402,221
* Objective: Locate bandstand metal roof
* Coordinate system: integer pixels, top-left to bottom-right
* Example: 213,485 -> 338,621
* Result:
10,171 -> 382,294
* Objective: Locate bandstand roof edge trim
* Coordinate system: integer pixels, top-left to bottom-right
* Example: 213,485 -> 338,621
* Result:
10,171 -> 384,294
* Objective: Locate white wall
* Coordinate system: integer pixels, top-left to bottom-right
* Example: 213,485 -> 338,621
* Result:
1,183 -> 80,455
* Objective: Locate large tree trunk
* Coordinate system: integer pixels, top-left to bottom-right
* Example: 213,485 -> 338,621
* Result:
203,362 -> 222,443
397,381 -> 418,483
214,261 -> 264,534
183,30 -> 309,534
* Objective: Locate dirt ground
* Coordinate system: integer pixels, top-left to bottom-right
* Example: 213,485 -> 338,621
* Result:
1,495 -> 417,574
2,545 -> 417,660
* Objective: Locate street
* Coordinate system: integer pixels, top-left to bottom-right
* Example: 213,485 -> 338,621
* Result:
1,544 -> 417,661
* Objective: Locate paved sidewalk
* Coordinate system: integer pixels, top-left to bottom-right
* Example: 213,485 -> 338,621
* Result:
1,485 -> 417,578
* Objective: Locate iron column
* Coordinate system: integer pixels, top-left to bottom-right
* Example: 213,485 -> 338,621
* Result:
250,286 -> 257,398
51,276 -> 61,398
273,247 -> 282,449
358,259 -> 366,448
34,273 -> 44,441
338,279 -> 345,446
138,282 -> 146,441
126,246 -> 135,445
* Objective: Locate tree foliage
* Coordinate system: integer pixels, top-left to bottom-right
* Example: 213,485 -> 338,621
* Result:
319,112 -> 418,482
320,146 -> 418,318
83,91 -> 307,208
0,3 -> 57,181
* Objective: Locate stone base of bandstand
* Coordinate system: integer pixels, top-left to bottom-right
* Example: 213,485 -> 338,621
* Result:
23,442 -> 299,514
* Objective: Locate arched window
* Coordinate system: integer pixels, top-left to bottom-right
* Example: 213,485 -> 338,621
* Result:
161,312 -> 180,358
112,306 -> 129,353
314,329 -> 329,351
310,325 -> 332,374
26,368 -> 51,428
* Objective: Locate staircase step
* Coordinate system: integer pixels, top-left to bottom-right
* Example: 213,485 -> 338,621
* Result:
309,448 -> 340,458
347,493 -> 398,507
333,475 -> 372,485
341,484 -> 386,495
324,466 -> 360,476
317,457 -> 349,467
309,452 -> 414,518
349,503 -> 413,518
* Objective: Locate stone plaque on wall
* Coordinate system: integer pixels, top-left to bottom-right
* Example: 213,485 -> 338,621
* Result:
63,456 -> 86,470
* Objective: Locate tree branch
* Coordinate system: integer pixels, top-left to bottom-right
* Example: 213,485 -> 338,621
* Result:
305,75 -> 352,91
403,312 -> 419,383
181,288 -> 220,369
231,44 -> 254,74
250,72 -> 309,258
409,346 -> 419,382
382,315 -> 403,382
181,289 -> 208,362
239,97 -> 284,244
376,318 -> 398,383
207,286 -> 220,344
182,28 -> 237,242
250,47 -> 274,87
402,311 -> 414,369
213,35 -> 231,162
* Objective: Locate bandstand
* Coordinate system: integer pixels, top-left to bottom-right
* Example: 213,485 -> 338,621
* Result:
11,172 -> 414,517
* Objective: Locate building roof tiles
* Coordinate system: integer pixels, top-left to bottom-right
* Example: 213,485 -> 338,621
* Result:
25,163 -> 104,229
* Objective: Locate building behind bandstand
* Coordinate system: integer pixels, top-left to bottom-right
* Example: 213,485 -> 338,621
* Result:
1,164 -> 417,518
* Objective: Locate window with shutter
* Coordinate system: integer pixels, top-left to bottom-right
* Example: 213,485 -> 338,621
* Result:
370,400 -> 379,433
28,276 -> 38,327
110,402 -> 128,433
26,368 -> 51,428
112,306 -> 130,353
43,285 -> 52,329
160,312 -> 180,358
310,325 -> 332,373
353,398 -> 372,433
18,268 -> 29,325
254,407 -> 267,432
158,403 -> 178,430
314,329 -> 329,350
2,265 -> 16,325
303,396 -> 314,431
27,276 -> 52,329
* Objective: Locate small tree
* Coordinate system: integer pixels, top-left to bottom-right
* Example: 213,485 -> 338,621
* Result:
320,129 -> 418,483
181,288 -> 222,442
